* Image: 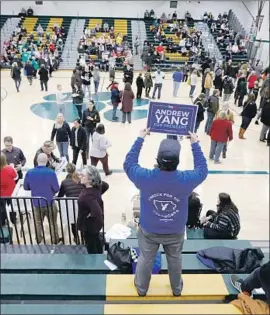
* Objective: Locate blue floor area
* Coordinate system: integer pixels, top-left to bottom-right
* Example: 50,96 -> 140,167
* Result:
103,109 -> 148,121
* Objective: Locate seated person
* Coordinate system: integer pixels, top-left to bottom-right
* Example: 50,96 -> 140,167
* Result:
231,262 -> 270,310
187,192 -> 202,229
202,193 -> 240,239
103,22 -> 109,32
232,43 -> 239,53
181,46 -> 187,56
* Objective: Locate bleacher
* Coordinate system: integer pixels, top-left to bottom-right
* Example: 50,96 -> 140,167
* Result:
0,15 -> 11,29
0,235 -> 268,314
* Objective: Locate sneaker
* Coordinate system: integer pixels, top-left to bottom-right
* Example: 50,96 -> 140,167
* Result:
230,275 -> 243,293
222,153 -> 226,159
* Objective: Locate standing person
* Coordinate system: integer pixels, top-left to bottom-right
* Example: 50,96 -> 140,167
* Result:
24,61 -> 34,86
202,69 -> 213,98
136,73 -> 145,99
120,83 -> 135,124
34,141 -> 61,169
11,62 -> 21,92
134,36 -> 140,55
234,74 -> 247,107
144,70 -> 153,97
72,86 -> 84,120
71,69 -> 77,93
172,67 -> 183,97
182,62 -> 189,82
152,67 -> 165,99
51,113 -> 71,162
194,93 -> 206,133
56,84 -> 67,115
24,153 -> 61,244
259,92 -> 270,142
239,94 -> 257,140
58,163 -> 85,243
123,129 -> 208,297
110,82 -> 121,122
209,111 -> 233,164
82,101 -> 100,155
77,166 -> 109,253
222,76 -> 234,102
205,89 -> 220,135
189,69 -> 198,98
70,119 -> 87,166
38,64 -> 49,92
2,136 -> 26,181
90,124 -> 112,176
0,153 -> 17,227
123,65 -> 134,84
247,70 -> 258,94
92,67 -> 100,94
213,67 -> 223,97
82,67 -> 92,100
258,72 -> 270,110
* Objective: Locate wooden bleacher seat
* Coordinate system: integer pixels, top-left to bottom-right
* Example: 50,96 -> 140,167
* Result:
1,273 -> 264,301
0,304 -> 242,314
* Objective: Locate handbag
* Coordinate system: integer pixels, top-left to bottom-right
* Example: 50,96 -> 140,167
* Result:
107,241 -> 132,273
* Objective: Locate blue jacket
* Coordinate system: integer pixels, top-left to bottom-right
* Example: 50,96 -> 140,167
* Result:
111,87 -> 121,105
123,138 -> 208,234
173,71 -> 183,82
24,166 -> 59,207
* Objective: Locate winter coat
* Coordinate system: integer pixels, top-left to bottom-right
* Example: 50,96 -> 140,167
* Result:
51,121 -> 72,143
70,126 -> 87,150
120,89 -> 134,113
24,64 -> 34,76
196,247 -> 264,273
11,66 -> 21,80
260,99 -> 270,126
38,68 -> 49,81
214,74 -> 223,89
144,72 -> 153,88
82,107 -> 100,130
223,77 -> 234,94
241,101 -> 257,119
207,95 -> 219,114
136,76 -> 145,89
33,148 -> 60,169
123,69 -> 134,84
231,293 -> 269,314
82,70 -> 92,86
210,118 -> 233,143
247,74 -> 258,89
111,87 -> 121,105
236,78 -> 247,95
204,73 -> 213,89
194,98 -> 205,123
72,89 -> 84,105
260,77 -> 270,98
58,174 -> 85,198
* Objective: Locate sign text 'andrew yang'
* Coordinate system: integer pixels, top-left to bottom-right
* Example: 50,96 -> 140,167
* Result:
147,102 -> 198,136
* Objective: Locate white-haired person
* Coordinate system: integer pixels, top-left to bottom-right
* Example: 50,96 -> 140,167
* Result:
209,111 -> 233,164
77,166 -> 109,253
51,113 -> 72,162
10,62 -> 22,92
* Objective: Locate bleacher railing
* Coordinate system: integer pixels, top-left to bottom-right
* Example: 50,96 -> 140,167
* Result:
0,196 -> 105,246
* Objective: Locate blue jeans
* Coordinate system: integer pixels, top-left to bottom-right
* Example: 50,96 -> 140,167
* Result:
94,80 -> 99,94
58,103 -> 65,115
205,112 -> 215,135
209,140 -> 224,163
173,82 -> 180,97
56,141 -> 69,161
189,85 -> 196,97
112,105 -> 118,120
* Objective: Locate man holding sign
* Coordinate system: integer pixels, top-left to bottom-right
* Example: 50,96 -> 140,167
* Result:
123,129 -> 208,297
147,101 -> 198,136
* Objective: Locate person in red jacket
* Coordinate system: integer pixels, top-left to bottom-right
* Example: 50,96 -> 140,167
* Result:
247,71 -> 258,94
49,42 -> 55,53
209,111 -> 233,164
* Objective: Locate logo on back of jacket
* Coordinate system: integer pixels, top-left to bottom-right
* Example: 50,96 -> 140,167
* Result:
149,193 -> 180,221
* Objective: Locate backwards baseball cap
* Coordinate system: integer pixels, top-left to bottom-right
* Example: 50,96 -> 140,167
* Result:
157,139 -> 181,164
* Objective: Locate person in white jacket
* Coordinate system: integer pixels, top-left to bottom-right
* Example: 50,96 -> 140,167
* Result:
189,70 -> 198,98
90,124 -> 112,176
56,84 -> 68,114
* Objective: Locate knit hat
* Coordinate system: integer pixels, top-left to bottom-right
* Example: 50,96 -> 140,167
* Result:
157,139 -> 181,163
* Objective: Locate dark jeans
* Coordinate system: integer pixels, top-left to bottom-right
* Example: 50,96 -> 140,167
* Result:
137,87 -> 143,99
72,146 -> 87,166
145,87 -> 151,97
241,116 -> 252,130
182,74 -> 188,82
75,104 -> 83,120
152,83 -> 162,99
241,263 -> 270,302
40,80 -> 48,91
90,154 -> 110,175
83,231 -> 103,254
14,79 -> 21,91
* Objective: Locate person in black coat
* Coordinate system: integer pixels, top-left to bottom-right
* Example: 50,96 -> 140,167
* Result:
259,94 -> 270,142
77,165 -> 109,254
82,101 -> 101,155
24,61 -> 34,85
136,73 -> 145,99
38,64 -> 49,91
58,163 -> 85,243
213,68 -> 223,97
72,87 -> 84,120
34,141 -> 60,169
11,62 -> 21,92
70,119 -> 87,166
123,66 -> 134,84
234,75 -> 247,107
194,93 -> 206,133
51,113 -> 72,161
239,94 -> 257,139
